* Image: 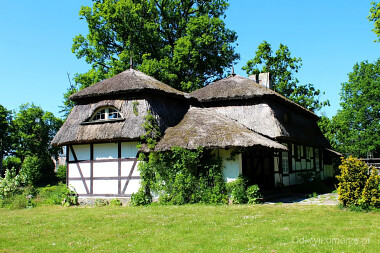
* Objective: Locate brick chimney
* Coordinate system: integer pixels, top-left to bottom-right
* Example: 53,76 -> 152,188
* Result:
249,72 -> 271,89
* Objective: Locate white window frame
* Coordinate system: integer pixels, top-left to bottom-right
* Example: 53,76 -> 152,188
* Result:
90,107 -> 123,122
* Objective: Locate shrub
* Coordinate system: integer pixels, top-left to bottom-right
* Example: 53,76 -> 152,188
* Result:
21,156 -> 42,186
2,156 -> 22,175
136,147 -> 228,205
21,155 -> 56,187
336,156 -> 380,209
37,184 -> 66,205
109,198 -> 122,206
130,187 -> 152,206
60,186 -> 78,207
0,168 -> 26,200
246,184 -> 262,204
56,165 -> 66,183
360,167 -> 380,208
227,176 -> 248,204
94,199 -> 108,207
8,194 -> 28,209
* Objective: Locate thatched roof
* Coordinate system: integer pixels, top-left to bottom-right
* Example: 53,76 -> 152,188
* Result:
155,107 -> 287,151
52,99 -> 148,146
212,103 -> 329,147
70,69 -> 186,102
190,74 -> 317,118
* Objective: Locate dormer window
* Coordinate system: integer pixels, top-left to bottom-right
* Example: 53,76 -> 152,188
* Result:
85,107 -> 123,124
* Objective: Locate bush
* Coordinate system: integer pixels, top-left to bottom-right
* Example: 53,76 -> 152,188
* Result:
0,186 -> 36,209
94,199 -> 108,207
130,187 -> 152,206
21,155 -> 56,187
109,198 -> 122,206
8,194 -> 28,209
56,165 -> 66,183
0,168 -> 26,200
60,186 -> 78,207
246,184 -> 262,204
336,156 -> 380,209
227,176 -> 248,204
136,147 -> 228,205
2,156 -> 22,175
37,184 -> 66,205
360,167 -> 380,208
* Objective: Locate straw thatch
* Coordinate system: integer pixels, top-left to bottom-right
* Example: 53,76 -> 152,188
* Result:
190,74 -> 317,118
52,96 -> 189,146
155,107 -> 287,151
212,102 -> 329,147
70,69 -> 186,102
52,99 -> 147,146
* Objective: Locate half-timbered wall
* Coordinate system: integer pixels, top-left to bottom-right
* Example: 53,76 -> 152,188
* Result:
275,143 -> 329,186
66,141 -> 140,197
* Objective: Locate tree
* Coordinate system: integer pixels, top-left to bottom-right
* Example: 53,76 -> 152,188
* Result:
63,0 -> 239,115
329,59 -> 380,157
242,41 -> 329,112
0,105 -> 12,176
9,104 -> 63,185
12,104 -> 63,162
368,1 -> 380,42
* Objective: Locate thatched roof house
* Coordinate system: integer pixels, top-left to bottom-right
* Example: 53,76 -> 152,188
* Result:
53,69 -> 335,198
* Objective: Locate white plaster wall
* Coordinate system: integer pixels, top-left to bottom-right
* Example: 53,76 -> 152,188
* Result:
69,180 -> 90,195
93,180 -> 119,194
274,173 -> 281,186
324,164 -> 334,178
69,145 -> 90,161
68,163 -> 91,178
124,179 -> 141,195
301,159 -> 306,169
295,161 -> 300,171
93,162 -> 118,177
274,156 -> 280,172
283,176 -> 290,186
218,149 -> 242,183
120,161 -> 140,177
289,173 -> 296,185
121,142 -> 139,158
94,143 -> 118,160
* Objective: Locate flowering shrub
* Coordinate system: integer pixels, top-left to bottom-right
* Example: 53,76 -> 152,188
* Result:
0,168 -> 26,200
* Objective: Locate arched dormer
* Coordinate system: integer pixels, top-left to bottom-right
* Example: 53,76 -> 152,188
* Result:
82,106 -> 124,125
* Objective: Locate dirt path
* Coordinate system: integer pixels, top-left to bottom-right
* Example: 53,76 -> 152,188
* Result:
264,193 -> 339,205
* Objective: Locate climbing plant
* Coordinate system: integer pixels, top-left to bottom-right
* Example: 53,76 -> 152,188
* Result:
131,112 -> 228,205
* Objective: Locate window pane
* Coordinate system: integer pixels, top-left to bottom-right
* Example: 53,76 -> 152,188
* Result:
91,108 -> 121,121
282,151 -> 289,174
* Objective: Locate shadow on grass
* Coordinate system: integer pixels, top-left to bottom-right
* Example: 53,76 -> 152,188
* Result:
261,180 -> 337,204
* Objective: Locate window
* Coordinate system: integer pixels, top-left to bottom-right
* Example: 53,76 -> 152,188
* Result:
315,148 -> 320,170
297,145 -> 301,160
282,144 -> 289,174
91,107 -> 122,122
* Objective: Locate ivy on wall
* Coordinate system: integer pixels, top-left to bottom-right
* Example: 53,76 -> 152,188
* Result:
132,112 -> 228,205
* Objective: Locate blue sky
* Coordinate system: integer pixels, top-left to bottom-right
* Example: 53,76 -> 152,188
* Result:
0,0 -> 378,118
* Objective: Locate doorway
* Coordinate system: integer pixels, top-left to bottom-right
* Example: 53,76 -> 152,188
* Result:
242,149 -> 275,190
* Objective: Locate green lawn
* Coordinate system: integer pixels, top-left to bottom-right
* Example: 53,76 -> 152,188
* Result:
0,204 -> 379,252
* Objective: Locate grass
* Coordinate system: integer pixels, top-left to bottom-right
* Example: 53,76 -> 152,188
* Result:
0,204 -> 379,252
